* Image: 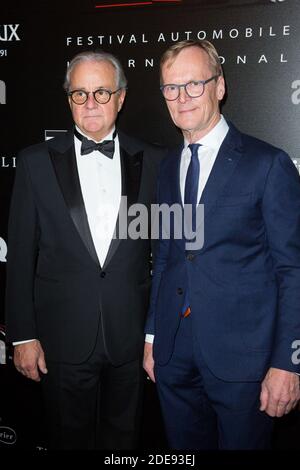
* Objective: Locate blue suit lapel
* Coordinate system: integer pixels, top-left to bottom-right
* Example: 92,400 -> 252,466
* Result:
200,123 -> 244,221
171,123 -> 244,252
170,145 -> 183,207
166,145 -> 185,252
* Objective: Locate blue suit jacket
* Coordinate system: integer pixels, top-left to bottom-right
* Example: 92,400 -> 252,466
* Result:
146,122 -> 300,381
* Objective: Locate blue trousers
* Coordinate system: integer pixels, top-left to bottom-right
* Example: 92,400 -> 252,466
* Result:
155,315 -> 273,450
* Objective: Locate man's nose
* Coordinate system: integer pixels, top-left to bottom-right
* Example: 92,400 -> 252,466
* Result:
86,92 -> 98,108
178,85 -> 190,103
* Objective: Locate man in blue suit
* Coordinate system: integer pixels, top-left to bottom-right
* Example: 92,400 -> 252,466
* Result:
144,40 -> 300,449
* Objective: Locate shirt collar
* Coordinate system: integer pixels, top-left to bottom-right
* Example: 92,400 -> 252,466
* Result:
74,125 -> 116,143
184,115 -> 229,153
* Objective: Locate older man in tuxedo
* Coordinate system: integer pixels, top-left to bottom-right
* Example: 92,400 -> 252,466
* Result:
6,50 -> 165,449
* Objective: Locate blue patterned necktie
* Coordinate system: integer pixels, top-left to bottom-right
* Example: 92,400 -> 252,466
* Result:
182,143 -> 201,319
184,143 -> 201,233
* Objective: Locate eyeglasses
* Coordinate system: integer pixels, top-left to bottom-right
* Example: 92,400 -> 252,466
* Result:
160,74 -> 220,101
68,87 -> 123,105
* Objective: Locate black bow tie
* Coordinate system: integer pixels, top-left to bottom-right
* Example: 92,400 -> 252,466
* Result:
74,128 -> 116,159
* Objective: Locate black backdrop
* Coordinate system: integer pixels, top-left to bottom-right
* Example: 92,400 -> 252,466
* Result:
1,0 -> 300,451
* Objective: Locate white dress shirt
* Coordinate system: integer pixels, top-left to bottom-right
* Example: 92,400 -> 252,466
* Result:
180,115 -> 229,204
75,125 -> 121,268
145,115 -> 229,344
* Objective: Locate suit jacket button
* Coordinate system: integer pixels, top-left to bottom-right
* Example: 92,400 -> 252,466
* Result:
177,287 -> 183,295
186,254 -> 195,261
100,271 -> 106,278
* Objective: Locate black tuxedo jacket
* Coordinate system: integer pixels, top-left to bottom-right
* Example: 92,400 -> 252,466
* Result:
6,129 -> 165,365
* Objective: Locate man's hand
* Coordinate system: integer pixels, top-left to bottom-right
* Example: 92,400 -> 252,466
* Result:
143,342 -> 155,383
260,367 -> 300,417
14,340 -> 48,382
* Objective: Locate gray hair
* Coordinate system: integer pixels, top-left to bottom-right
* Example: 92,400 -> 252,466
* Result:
63,50 -> 128,92
160,40 -> 223,84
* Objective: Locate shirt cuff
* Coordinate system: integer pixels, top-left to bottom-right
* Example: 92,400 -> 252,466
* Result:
13,339 -> 36,346
145,334 -> 154,344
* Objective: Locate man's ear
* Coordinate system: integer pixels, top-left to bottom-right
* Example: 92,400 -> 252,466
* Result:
68,95 -> 73,109
217,76 -> 226,101
118,89 -> 126,112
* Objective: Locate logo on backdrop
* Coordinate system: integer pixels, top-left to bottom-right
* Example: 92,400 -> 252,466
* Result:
291,340 -> 300,365
0,426 -> 17,445
0,80 -> 5,104
66,22 -> 291,69
93,0 -> 287,9
0,25 -> 20,42
44,129 -> 67,141
0,237 -> 7,262
0,325 -> 6,365
1,156 -> 16,168
291,80 -> 300,105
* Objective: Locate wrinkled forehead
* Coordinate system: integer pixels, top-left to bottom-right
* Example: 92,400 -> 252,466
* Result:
70,60 -> 117,87
161,47 -> 212,82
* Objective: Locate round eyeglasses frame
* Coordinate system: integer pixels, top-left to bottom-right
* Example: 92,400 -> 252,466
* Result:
160,74 -> 221,101
68,87 -> 124,105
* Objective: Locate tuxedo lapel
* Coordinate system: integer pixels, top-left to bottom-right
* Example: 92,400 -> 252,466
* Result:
103,142 -> 143,269
48,132 -> 99,266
